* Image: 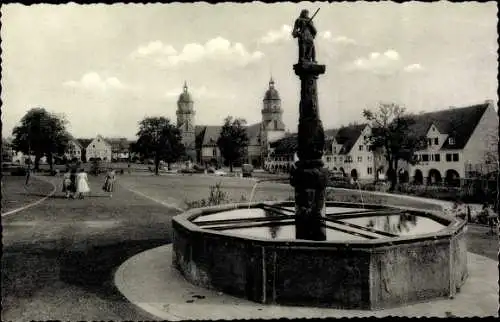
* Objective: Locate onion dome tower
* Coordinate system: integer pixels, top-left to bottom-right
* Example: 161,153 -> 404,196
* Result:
176,81 -> 196,160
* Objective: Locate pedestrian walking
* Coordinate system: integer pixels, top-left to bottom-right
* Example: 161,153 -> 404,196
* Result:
76,168 -> 90,199
102,169 -> 116,198
69,168 -> 77,199
62,169 -> 72,198
25,161 -> 31,186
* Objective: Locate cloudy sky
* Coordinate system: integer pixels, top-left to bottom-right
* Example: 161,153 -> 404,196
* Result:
1,2 -> 498,140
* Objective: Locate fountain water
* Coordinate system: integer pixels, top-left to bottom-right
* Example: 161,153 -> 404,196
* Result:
248,177 -> 290,209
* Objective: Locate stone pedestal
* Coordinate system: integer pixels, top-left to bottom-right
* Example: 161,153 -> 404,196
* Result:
290,62 -> 328,241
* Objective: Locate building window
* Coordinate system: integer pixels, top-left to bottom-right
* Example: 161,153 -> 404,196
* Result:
434,138 -> 439,145
421,154 -> 429,162
92,144 -> 95,148
334,157 -> 337,162
357,156 -> 362,162
434,154 -> 440,162
333,147 -> 337,154
448,137 -> 455,145
367,167 -> 373,175
367,156 -> 372,162
446,153 -> 452,162
326,156 -> 331,162
427,138 -> 432,146
359,145 -> 364,151
452,153 -> 459,162
339,156 -> 343,162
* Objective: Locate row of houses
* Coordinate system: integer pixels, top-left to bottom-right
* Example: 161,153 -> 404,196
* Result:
65,135 -> 132,162
2,135 -> 132,164
265,100 -> 499,185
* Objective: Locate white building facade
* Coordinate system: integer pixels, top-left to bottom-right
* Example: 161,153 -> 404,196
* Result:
86,135 -> 112,161
408,100 -> 498,185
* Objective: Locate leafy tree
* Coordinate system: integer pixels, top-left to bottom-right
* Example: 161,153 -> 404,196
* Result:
134,117 -> 185,175
363,102 -> 425,191
217,116 -> 249,173
12,107 -> 71,171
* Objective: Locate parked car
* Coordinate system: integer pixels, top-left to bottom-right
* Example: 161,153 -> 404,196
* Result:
242,163 -> 254,177
214,170 -> 227,176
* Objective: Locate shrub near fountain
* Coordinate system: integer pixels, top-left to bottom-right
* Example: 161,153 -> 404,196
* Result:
172,200 -> 468,310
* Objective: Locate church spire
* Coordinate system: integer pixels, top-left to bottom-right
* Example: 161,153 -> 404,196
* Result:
269,76 -> 275,89
183,81 -> 188,92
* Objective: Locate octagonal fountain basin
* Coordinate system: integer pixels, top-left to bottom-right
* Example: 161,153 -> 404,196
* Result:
172,201 -> 468,310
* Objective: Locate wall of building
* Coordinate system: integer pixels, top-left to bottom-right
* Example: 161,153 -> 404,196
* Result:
462,104 -> 498,170
86,136 -> 112,161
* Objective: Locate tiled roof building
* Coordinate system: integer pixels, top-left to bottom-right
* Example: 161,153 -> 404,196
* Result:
176,79 -> 287,167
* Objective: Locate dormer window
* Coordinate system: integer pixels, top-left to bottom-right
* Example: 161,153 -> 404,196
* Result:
448,137 -> 455,145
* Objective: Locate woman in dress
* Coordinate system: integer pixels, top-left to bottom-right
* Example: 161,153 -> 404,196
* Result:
62,169 -> 72,199
69,168 -> 77,199
76,168 -> 91,199
102,169 -> 116,198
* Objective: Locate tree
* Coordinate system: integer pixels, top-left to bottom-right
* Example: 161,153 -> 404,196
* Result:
134,117 -> 185,175
12,107 -> 71,171
363,102 -> 425,191
217,116 -> 249,173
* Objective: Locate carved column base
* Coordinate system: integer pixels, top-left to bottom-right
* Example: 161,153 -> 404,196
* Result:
290,162 -> 329,241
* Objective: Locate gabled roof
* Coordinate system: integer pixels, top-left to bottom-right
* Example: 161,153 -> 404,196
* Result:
195,123 -> 263,148
247,123 -> 262,146
70,139 -> 83,149
270,123 -> 367,156
270,133 -> 298,155
324,129 -> 338,140
76,138 -> 93,149
334,123 -> 367,154
408,103 -> 489,150
201,125 -> 222,147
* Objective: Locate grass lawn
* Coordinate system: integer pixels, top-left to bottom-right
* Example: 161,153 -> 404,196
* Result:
1,175 -> 54,213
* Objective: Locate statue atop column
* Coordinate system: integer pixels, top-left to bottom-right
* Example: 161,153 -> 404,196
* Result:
290,9 -> 328,241
292,9 -> 319,64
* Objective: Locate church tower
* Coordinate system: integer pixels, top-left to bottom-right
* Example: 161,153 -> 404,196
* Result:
261,77 -> 286,159
176,81 -> 196,160
262,77 -> 284,128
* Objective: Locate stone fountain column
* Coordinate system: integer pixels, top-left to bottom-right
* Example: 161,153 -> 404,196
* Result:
290,62 -> 328,241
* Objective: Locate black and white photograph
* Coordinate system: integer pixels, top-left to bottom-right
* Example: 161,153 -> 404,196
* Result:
1,1 -> 498,319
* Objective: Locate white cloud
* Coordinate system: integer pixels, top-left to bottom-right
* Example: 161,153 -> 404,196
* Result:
348,50 -> 402,75
404,63 -> 423,72
319,30 -> 332,39
165,85 -> 236,100
132,37 -> 264,68
63,72 -> 126,91
319,31 -> 356,45
259,25 -> 293,44
132,41 -> 177,57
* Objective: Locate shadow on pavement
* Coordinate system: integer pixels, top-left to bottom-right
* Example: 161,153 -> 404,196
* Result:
2,238 -> 171,318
